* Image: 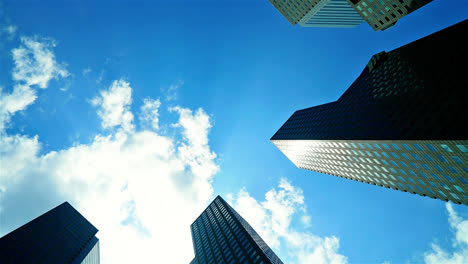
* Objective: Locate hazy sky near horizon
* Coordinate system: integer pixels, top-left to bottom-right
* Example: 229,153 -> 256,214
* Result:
1,0 -> 468,263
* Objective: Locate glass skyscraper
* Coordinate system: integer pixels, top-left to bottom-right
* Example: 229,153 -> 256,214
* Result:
268,0 -> 364,28
271,20 -> 468,205
345,0 -> 434,31
269,0 -> 433,30
190,196 -> 283,264
0,202 -> 100,264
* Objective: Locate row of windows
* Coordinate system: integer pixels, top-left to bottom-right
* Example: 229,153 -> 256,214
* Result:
306,163 -> 468,204
292,147 -> 466,166
354,0 -> 425,29
299,151 -> 466,173
282,148 -> 468,180
295,155 -> 468,187
298,158 -> 468,200
271,0 -> 317,23
275,140 -> 468,154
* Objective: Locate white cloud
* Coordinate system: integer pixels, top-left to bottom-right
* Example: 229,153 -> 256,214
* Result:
140,98 -> 161,130
230,178 -> 348,264
0,36 -> 68,130
1,79 -> 219,263
424,203 -> 468,264
12,36 -> 69,88
91,79 -> 134,132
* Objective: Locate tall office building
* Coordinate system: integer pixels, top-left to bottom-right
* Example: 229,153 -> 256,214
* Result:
269,0 -> 433,30
271,20 -> 468,205
345,0 -> 433,31
190,196 -> 283,264
268,0 -> 364,28
0,202 -> 100,264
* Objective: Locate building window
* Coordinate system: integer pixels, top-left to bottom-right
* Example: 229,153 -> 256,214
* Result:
452,156 -> 463,164
441,183 -> 451,190
434,164 -> 444,172
444,175 -> 454,182
440,144 -> 453,152
421,163 -> 430,170
426,144 -> 437,151
413,144 -> 423,151
423,154 -> 433,162
391,143 -> 400,150
437,155 -> 448,163
456,145 -> 468,153
459,177 -> 468,184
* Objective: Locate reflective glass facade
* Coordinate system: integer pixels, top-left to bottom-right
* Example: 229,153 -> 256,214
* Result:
190,196 -> 283,264
0,202 -> 100,264
272,20 -> 468,205
268,0 -> 317,25
299,0 -> 364,27
346,0 -> 433,31
269,0 -> 363,27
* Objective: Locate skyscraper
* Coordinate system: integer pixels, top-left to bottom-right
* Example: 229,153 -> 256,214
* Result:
190,196 -> 283,264
271,20 -> 468,205
0,202 -> 100,264
268,0 -> 364,28
345,0 -> 433,31
269,0 -> 433,31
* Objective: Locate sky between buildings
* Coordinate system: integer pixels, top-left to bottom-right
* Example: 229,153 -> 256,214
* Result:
1,0 -> 468,263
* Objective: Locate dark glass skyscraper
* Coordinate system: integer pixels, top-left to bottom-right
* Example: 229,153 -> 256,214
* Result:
272,20 -> 468,205
269,0 -> 434,31
190,196 -> 283,264
0,202 -> 100,264
268,0 -> 364,28
345,0 -> 434,31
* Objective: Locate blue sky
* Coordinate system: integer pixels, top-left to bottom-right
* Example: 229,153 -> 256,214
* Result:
1,0 -> 468,263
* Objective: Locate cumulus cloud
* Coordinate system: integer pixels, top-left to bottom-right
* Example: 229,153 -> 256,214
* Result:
1,78 -> 219,263
12,36 -> 69,88
0,36 -> 69,130
91,79 -> 134,132
424,203 -> 468,264
140,98 -> 161,130
229,178 -> 348,264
